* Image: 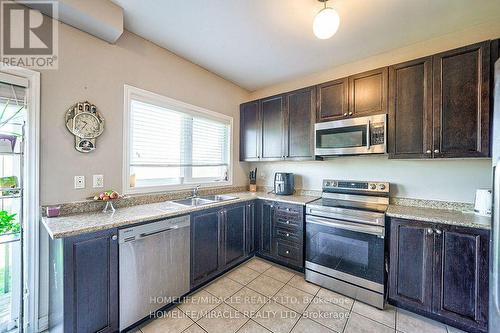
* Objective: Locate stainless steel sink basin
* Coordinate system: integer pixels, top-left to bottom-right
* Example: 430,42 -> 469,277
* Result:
171,197 -> 215,207
199,195 -> 238,202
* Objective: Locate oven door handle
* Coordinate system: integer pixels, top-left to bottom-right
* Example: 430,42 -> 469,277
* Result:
366,119 -> 371,150
306,215 -> 384,237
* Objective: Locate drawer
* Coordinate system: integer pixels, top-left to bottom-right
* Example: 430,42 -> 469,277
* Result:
275,204 -> 303,219
275,240 -> 302,264
274,226 -> 302,243
275,215 -> 302,229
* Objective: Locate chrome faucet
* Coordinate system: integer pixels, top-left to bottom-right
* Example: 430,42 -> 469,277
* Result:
192,185 -> 201,198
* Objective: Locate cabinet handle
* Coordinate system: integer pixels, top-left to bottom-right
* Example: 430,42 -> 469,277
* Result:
426,150 -> 432,154
434,149 -> 439,154
426,228 -> 433,235
343,113 -> 348,116
112,235 -> 118,241
434,229 -> 442,235
286,221 -> 290,224
286,233 -> 290,237
285,250 -> 290,254
348,112 -> 353,116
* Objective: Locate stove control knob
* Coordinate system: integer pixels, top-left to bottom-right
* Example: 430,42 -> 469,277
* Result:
369,183 -> 376,190
325,181 -> 331,187
379,184 -> 386,191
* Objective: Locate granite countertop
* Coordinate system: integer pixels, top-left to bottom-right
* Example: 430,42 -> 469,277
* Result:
386,204 -> 491,230
42,191 -> 319,239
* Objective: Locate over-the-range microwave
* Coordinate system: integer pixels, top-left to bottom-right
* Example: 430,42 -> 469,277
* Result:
314,114 -> 387,157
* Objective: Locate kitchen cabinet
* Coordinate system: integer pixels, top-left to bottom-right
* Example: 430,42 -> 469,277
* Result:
389,42 -> 491,159
256,200 -> 304,270
239,90 -> 315,162
388,218 -> 489,333
432,41 -> 490,158
191,208 -> 222,287
240,100 -> 260,161
388,57 -> 433,158
285,86 -> 316,159
245,201 -> 256,254
317,78 -> 349,122
261,95 -> 285,160
191,202 -> 252,288
49,228 -> 119,333
348,67 -> 389,117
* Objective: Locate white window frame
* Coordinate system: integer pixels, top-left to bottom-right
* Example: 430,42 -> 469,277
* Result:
123,85 -> 233,194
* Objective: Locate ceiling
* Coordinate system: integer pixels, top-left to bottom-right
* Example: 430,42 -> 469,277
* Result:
111,0 -> 500,91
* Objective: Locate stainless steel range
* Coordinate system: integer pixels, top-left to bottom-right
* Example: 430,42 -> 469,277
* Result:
305,179 -> 389,309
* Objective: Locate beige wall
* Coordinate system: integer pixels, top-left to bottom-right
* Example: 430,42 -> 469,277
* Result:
245,21 -> 499,203
39,22 -> 250,205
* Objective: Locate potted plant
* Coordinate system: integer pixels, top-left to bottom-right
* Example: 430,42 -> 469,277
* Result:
0,211 -> 19,234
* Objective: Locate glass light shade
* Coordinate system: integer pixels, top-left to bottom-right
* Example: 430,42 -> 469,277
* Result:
313,7 -> 340,39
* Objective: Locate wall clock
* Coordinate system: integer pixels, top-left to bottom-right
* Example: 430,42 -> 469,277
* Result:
65,101 -> 104,153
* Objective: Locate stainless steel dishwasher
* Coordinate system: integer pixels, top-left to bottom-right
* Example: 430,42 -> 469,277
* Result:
119,215 -> 190,331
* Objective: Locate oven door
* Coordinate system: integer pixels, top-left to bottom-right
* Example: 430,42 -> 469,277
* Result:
314,114 -> 386,156
305,215 -> 385,288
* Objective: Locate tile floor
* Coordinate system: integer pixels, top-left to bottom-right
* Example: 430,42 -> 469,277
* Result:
132,257 -> 468,333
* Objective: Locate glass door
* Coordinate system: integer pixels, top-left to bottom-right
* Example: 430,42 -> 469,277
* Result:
0,81 -> 26,333
306,216 -> 385,285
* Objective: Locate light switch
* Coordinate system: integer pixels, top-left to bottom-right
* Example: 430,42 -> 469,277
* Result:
74,176 -> 85,189
93,174 -> 104,188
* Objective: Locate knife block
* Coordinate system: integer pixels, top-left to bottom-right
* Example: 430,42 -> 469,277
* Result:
249,184 -> 257,192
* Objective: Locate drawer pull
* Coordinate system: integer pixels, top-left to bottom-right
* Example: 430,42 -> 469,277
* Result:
286,233 -> 290,237
286,221 -> 290,224
285,250 -> 290,254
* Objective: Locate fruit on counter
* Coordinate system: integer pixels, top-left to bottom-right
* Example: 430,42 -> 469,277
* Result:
94,190 -> 120,201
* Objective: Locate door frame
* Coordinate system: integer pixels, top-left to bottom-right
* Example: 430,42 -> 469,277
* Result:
0,65 -> 40,333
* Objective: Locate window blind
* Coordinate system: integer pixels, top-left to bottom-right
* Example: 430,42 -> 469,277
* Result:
129,99 -> 230,186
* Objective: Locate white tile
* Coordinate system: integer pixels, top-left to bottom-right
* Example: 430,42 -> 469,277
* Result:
446,325 -> 468,333
225,287 -> 269,317
263,265 -> 295,283
141,307 -> 194,333
247,274 -> 285,297
226,266 -> 261,285
178,289 -> 221,321
197,303 -> 248,333
182,323 -> 207,333
253,300 -> 300,333
291,317 -> 335,333
204,276 -> 244,300
344,312 -> 394,333
287,275 -> 321,295
351,301 -> 396,328
273,284 -> 314,313
303,297 -> 350,333
396,309 -> 447,333
245,258 -> 273,273
237,319 -> 273,333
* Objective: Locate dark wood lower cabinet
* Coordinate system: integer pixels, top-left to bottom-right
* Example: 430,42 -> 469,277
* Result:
49,228 -> 119,333
223,204 -> 247,266
388,218 -> 489,333
256,200 -> 304,270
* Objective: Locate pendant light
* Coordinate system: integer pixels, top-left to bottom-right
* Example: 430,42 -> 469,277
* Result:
313,0 -> 340,40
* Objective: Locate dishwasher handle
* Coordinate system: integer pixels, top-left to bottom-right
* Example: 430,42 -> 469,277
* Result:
119,216 -> 190,243
139,227 -> 176,239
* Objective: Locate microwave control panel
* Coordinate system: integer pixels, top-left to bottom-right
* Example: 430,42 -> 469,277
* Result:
370,122 -> 385,145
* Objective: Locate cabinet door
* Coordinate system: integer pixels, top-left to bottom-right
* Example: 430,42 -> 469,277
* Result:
257,200 -> 274,255
223,204 -> 246,267
240,101 -> 260,161
317,78 -> 349,122
64,229 -> 118,333
245,202 -> 256,254
348,67 -> 388,117
432,41 -> 490,158
284,87 -> 316,160
191,209 -> 222,286
388,57 -> 433,159
433,225 -> 489,331
261,95 -> 285,160
389,218 -> 434,312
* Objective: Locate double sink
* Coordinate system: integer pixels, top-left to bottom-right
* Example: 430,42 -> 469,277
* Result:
171,194 -> 238,207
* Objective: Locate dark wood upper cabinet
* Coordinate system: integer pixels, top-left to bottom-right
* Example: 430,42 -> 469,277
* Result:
240,101 -> 260,161
389,219 -> 434,312
433,225 -> 489,331
388,57 -> 433,159
432,41 -> 490,158
349,67 -> 389,117
284,86 -> 316,159
317,78 -> 349,122
260,95 -> 285,160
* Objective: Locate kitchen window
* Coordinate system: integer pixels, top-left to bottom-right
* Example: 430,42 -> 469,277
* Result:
123,85 -> 232,194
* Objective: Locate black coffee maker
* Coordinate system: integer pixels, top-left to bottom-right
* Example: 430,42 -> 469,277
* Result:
274,173 -> 295,195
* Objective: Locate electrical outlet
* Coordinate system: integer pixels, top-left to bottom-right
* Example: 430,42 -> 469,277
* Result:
74,176 -> 85,189
93,174 -> 104,188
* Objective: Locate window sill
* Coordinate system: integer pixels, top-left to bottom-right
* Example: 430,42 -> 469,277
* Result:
124,180 -> 234,195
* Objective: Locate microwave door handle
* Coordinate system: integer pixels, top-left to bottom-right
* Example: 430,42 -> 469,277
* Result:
306,216 -> 384,237
366,119 -> 371,149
